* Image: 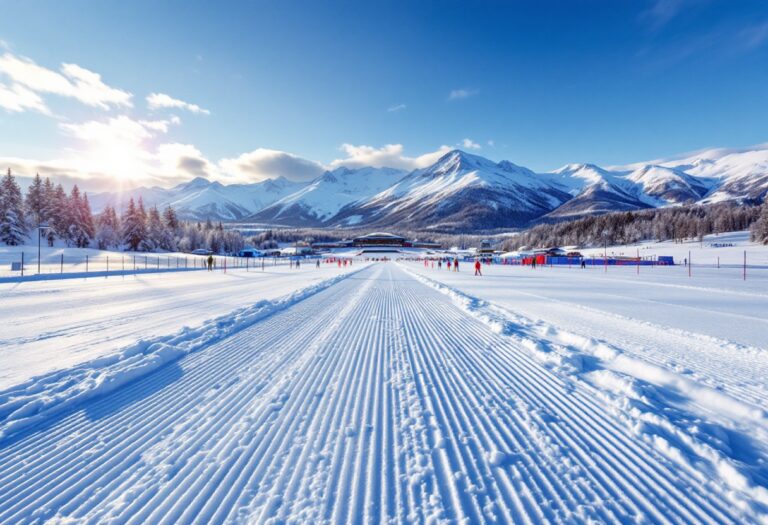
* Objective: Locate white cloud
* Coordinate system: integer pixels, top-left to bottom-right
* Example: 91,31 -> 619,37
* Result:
448,88 -> 478,100
0,52 -> 132,110
0,81 -> 50,114
147,92 -> 210,115
50,115 -> 197,186
387,103 -> 406,112
219,148 -> 326,183
460,138 -> 481,150
59,63 -> 133,109
487,139 -> 495,147
330,143 -> 452,170
157,143 -> 214,179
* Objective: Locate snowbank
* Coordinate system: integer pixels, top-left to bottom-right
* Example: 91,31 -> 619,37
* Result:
0,266 -> 366,440
399,264 -> 768,511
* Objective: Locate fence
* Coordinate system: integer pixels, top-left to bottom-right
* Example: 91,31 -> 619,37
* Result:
0,252 -> 319,281
461,251 -> 768,281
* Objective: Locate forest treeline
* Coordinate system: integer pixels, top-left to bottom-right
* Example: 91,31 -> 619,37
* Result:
0,170 -> 245,253
501,202 -> 768,251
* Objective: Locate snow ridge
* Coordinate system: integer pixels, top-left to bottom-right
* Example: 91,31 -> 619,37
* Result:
0,266 -> 367,440
0,264 -> 761,523
400,264 -> 768,514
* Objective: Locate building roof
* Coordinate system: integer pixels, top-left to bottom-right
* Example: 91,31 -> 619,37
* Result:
353,232 -> 406,241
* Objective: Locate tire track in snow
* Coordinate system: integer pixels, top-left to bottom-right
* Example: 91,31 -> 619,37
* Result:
0,264 -> 756,524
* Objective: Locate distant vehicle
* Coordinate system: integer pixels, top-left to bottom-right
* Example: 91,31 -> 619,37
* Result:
238,248 -> 263,258
191,248 -> 213,256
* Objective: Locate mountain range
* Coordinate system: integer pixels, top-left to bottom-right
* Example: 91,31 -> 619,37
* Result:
87,144 -> 768,231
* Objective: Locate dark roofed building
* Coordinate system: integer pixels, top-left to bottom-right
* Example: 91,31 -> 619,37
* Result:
352,232 -> 408,247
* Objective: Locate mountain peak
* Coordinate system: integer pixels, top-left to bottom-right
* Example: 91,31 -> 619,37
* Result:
554,163 -> 605,175
426,149 -> 495,175
174,176 -> 211,191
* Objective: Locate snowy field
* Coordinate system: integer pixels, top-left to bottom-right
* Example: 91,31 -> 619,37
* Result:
0,244 -> 227,280
0,262 -> 363,388
579,230 -> 768,269
0,236 -> 766,523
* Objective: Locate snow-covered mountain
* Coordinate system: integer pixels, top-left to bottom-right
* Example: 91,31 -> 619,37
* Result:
90,176 -> 304,221
639,145 -> 768,203
541,163 -> 652,218
85,143 -> 768,229
250,166 -> 407,226
330,150 -> 572,229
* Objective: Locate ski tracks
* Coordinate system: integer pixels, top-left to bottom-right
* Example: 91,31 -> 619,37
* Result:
0,264 -> 757,524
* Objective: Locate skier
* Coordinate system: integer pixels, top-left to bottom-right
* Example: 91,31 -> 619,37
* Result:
316,259 -> 320,269
454,257 -> 460,272
207,254 -> 214,271
474,259 -> 482,276
447,260 -> 452,271
580,259 -> 586,269
296,258 -> 301,269
438,260 -> 442,270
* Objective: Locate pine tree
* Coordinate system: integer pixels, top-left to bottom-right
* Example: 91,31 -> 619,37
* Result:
50,184 -> 69,243
163,205 -> 179,230
121,198 -> 146,251
144,206 -> 164,251
0,168 -> 27,245
96,205 -> 121,250
751,203 -> 768,244
40,177 -> 56,230
81,193 -> 95,244
25,173 -> 45,227
67,185 -> 92,248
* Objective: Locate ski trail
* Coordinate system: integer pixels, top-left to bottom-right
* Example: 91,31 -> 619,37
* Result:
0,264 -> 759,523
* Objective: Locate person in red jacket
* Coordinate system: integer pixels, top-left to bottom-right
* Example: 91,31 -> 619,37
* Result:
474,259 -> 482,276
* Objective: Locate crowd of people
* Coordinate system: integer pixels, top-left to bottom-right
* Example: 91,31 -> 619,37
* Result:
418,256 -> 488,276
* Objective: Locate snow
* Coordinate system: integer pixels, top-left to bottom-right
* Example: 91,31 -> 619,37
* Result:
368,149 -> 562,214
0,247 -> 766,522
399,261 -> 768,517
580,230 -> 768,268
0,260 -> 365,388
89,175 -> 305,220
266,166 -> 406,221
0,244 -> 225,279
78,144 -> 768,226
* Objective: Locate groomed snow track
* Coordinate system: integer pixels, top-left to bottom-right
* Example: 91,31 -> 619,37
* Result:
0,264 -> 750,523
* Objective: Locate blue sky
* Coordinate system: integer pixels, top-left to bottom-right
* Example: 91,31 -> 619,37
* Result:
1,0 -> 767,189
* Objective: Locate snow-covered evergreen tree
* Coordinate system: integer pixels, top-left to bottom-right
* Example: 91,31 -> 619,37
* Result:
25,173 -> 45,227
121,198 -> 147,251
40,177 -> 57,245
0,168 -> 27,245
96,205 -> 121,250
751,203 -> 768,245
143,206 -> 165,251
67,185 -> 94,248
50,183 -> 69,243
163,205 -> 179,231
